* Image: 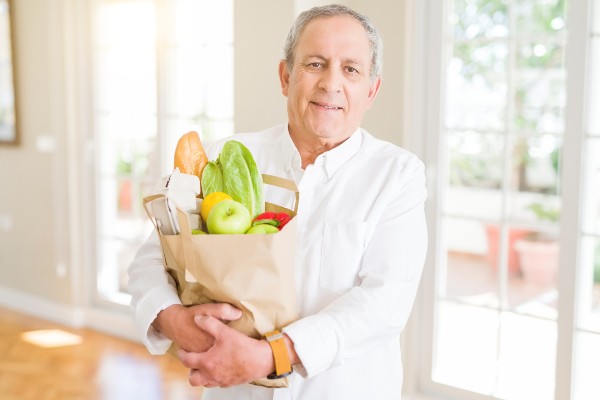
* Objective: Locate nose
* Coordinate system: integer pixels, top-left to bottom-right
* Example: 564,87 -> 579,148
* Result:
318,67 -> 342,93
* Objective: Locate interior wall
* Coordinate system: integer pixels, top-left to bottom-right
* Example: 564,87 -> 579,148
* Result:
350,0 -> 408,147
233,1 -> 293,133
0,0 -> 74,305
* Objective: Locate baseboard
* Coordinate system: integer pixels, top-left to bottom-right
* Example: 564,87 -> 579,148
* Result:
0,285 -> 86,327
0,285 -> 139,343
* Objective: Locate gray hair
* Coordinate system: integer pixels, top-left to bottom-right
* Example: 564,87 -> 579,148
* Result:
283,4 -> 383,81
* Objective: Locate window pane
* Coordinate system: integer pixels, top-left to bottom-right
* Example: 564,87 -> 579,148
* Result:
450,0 -> 508,40
573,331 -> 600,400
174,0 -> 233,46
593,0 -> 600,34
508,135 -> 561,225
514,41 -> 566,134
436,1 -> 565,398
582,138 -> 600,235
447,131 -> 504,189
495,313 -> 556,400
93,0 -> 234,305
588,40 -> 600,136
433,301 -> 499,395
574,5 -> 600,398
578,236 -> 600,333
514,0 -> 566,35
446,42 -> 508,131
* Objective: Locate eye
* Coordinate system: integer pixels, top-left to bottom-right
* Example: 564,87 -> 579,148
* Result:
308,62 -> 323,68
346,66 -> 359,74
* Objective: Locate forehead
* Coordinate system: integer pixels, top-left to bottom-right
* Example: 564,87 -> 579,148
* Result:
296,15 -> 371,62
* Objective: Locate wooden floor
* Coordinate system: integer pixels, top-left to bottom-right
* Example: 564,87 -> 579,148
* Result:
0,307 -> 203,400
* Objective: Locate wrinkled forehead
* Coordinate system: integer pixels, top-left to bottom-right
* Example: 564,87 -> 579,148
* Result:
294,15 -> 371,61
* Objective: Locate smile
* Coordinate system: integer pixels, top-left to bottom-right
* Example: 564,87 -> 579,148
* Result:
311,101 -> 343,110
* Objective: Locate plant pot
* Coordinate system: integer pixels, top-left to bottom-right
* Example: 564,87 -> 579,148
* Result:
515,239 -> 559,286
485,225 -> 531,275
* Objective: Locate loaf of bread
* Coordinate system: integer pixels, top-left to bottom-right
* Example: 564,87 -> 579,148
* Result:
174,131 -> 208,185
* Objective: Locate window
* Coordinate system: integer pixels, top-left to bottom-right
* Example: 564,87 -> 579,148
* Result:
417,0 -> 600,399
91,0 -> 233,306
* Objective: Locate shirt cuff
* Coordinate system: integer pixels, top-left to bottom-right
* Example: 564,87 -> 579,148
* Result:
133,283 -> 182,355
282,313 -> 342,378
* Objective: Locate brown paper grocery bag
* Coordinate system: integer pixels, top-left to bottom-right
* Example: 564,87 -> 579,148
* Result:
143,174 -> 299,388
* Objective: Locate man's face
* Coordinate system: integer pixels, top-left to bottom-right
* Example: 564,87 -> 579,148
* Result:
279,15 -> 381,144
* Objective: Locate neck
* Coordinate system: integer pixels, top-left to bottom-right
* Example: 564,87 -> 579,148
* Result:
288,128 -> 350,169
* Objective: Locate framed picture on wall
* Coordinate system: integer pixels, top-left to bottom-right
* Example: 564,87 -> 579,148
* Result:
0,0 -> 18,145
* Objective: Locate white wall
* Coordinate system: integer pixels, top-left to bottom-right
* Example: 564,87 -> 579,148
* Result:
0,0 -> 75,305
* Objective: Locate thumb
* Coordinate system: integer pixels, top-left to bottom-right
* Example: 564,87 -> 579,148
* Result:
206,303 -> 242,321
194,315 -> 224,339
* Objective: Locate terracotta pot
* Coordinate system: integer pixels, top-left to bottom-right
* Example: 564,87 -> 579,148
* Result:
485,225 -> 532,275
515,239 -> 559,286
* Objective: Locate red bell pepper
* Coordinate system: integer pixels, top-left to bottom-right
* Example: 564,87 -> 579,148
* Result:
253,211 -> 292,230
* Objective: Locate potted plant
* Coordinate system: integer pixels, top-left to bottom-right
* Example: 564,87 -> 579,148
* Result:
514,202 -> 560,286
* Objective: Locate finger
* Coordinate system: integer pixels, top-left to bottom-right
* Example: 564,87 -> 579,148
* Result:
202,303 -> 242,321
189,369 -> 215,387
194,315 -> 226,339
178,348 -> 205,369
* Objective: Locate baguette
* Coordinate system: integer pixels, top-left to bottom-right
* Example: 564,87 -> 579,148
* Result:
174,131 -> 209,185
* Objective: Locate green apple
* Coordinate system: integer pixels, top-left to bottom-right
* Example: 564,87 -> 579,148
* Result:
207,199 -> 252,234
246,224 -> 279,234
191,229 -> 207,235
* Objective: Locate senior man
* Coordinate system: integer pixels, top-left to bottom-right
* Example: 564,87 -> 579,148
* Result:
128,4 -> 427,399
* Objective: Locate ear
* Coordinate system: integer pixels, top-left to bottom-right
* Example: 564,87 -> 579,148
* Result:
366,76 -> 382,109
278,60 -> 290,97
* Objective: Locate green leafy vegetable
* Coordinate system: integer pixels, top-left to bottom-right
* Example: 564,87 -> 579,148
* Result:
200,140 -> 264,218
201,161 -> 224,196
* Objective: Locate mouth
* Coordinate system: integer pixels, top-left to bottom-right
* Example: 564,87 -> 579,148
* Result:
311,101 -> 343,111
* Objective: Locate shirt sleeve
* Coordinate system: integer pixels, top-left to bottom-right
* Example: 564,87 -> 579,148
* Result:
127,231 -> 182,354
283,157 -> 428,378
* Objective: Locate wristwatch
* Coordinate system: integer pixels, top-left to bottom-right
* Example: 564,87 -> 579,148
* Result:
264,330 -> 292,379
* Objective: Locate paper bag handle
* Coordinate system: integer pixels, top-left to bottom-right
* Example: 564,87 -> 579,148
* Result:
261,174 -> 299,215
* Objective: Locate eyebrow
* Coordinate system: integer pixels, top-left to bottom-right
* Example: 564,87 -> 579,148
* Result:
303,55 -> 364,66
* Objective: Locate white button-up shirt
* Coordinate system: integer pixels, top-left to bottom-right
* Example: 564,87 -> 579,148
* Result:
128,124 -> 428,400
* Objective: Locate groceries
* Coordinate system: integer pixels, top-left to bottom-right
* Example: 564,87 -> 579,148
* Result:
142,131 -> 299,388
165,132 -> 291,234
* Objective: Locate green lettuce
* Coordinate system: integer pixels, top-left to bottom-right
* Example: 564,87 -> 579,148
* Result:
219,141 -> 264,218
201,161 -> 224,196
200,140 -> 264,218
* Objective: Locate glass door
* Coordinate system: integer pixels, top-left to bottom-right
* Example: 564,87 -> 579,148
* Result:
428,0 -> 567,398
418,0 -> 600,398
91,0 -> 234,307
573,0 -> 600,398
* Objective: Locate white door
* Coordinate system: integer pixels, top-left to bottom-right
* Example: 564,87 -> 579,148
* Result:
415,0 -> 600,398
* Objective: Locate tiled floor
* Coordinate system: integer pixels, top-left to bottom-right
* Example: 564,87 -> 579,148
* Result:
446,251 -> 600,321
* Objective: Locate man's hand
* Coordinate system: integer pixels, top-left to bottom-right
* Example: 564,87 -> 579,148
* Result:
177,315 -> 274,387
152,303 -> 242,352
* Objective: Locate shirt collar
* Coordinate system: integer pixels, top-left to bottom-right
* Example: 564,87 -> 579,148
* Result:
280,125 -> 363,180
317,128 -> 363,180
280,125 -> 302,174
